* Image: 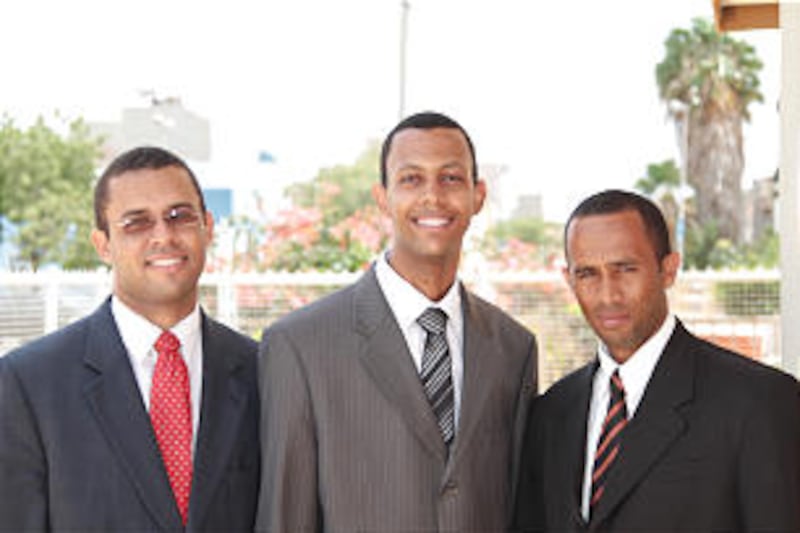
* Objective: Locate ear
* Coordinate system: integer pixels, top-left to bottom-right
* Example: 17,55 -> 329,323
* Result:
203,210 -> 215,243
472,179 -> 487,215
372,183 -> 389,215
91,229 -> 112,266
561,264 -> 573,289
660,252 -> 681,288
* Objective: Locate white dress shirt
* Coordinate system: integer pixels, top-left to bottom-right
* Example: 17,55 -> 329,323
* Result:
374,253 -> 465,431
111,297 -> 204,455
580,314 -> 676,520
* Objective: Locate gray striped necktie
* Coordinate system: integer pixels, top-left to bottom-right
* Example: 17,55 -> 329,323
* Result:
417,307 -> 455,445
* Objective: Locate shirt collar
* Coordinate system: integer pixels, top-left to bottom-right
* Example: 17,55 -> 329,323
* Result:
596,313 -> 676,416
111,296 -> 201,363
375,251 -> 461,329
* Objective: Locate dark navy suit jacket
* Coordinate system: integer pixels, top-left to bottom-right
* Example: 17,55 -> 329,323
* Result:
0,299 -> 260,531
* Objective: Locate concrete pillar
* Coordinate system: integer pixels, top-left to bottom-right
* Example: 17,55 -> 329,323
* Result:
780,1 -> 800,375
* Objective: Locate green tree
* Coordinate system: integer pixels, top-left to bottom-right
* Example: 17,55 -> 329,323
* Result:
482,216 -> 561,271
286,141 -> 379,225
656,18 -> 763,246
635,159 -> 682,249
0,115 -> 103,270
247,142 -> 389,273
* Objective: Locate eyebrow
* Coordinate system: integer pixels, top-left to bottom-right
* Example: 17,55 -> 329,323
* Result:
119,202 -> 197,219
570,258 -> 639,270
394,161 -> 467,173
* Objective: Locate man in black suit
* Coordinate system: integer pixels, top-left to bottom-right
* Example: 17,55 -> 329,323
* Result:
0,147 -> 259,531
514,189 -> 800,531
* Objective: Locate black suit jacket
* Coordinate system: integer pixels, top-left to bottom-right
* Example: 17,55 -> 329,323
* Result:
0,299 -> 260,532
514,320 -> 800,531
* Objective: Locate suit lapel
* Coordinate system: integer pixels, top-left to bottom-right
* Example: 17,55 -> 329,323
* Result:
353,268 -> 447,461
447,289 -> 496,468
556,363 -> 596,528
189,314 -> 249,528
589,323 -> 694,528
82,301 -> 182,530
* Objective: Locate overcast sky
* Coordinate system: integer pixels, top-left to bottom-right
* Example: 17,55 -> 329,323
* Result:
0,0 -> 781,221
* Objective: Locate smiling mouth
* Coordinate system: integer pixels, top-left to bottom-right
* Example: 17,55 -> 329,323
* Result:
147,257 -> 186,268
414,216 -> 452,228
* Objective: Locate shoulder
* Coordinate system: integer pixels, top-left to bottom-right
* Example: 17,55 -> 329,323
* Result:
465,290 -> 535,343
267,280 -> 359,336
203,315 -> 259,371
685,328 -> 793,383
538,362 -> 595,410
205,315 -> 257,349
2,308 -> 100,374
680,327 -> 798,406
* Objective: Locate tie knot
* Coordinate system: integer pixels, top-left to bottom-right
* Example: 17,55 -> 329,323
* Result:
610,370 -> 626,400
417,307 -> 447,335
155,330 -> 181,356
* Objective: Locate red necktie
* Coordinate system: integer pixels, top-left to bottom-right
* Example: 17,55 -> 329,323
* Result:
590,370 -> 627,514
151,330 -> 193,525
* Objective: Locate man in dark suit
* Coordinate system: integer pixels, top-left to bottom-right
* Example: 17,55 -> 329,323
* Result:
0,147 -> 259,531
256,111 -> 537,531
514,189 -> 800,531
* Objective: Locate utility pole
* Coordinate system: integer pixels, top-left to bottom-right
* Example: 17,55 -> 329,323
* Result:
398,0 -> 410,121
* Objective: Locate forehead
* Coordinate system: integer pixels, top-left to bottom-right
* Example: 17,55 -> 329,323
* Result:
386,127 -> 471,170
566,210 -> 655,263
105,166 -> 200,213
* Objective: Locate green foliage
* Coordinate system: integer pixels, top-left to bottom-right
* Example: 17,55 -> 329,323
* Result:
268,232 -> 376,273
487,216 -> 551,244
286,141 -> 379,225
0,115 -> 103,270
635,160 -> 681,196
212,143 -> 390,273
684,223 -> 779,270
481,216 -> 561,271
272,142 -> 386,272
656,17 -> 763,118
739,229 -> 779,268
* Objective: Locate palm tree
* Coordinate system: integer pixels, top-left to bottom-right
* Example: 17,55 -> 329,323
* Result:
635,159 -> 682,243
656,18 -> 763,245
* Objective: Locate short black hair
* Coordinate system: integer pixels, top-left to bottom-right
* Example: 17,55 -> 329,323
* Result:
564,189 -> 672,261
94,146 -> 206,233
379,111 -> 478,187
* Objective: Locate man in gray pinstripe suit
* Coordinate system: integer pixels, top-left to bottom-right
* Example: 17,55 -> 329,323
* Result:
256,111 -> 537,532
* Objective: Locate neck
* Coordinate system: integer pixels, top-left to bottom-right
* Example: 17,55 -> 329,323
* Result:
387,253 -> 458,301
115,294 -> 196,330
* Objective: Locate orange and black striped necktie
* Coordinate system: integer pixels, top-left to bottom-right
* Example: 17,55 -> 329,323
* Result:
590,369 -> 627,513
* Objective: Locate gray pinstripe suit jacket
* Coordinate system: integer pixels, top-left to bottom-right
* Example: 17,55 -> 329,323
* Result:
256,266 -> 537,532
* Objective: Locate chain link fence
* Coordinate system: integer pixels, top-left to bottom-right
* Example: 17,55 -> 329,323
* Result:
0,269 -> 782,390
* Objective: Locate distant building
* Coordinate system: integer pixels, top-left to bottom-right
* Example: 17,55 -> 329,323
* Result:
87,98 -> 282,223
90,96 -> 210,167
511,194 -> 544,220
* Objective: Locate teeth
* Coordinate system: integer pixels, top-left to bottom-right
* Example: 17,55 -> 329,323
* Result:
149,258 -> 182,267
417,217 -> 449,227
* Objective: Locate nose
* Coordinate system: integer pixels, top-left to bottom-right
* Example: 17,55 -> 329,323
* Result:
149,217 -> 176,242
597,276 -> 623,304
420,179 -> 443,206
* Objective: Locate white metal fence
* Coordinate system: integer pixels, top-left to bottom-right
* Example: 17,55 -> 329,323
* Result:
0,269 -> 782,390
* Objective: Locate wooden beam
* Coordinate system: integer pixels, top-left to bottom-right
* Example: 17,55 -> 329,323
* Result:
714,0 -> 779,31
